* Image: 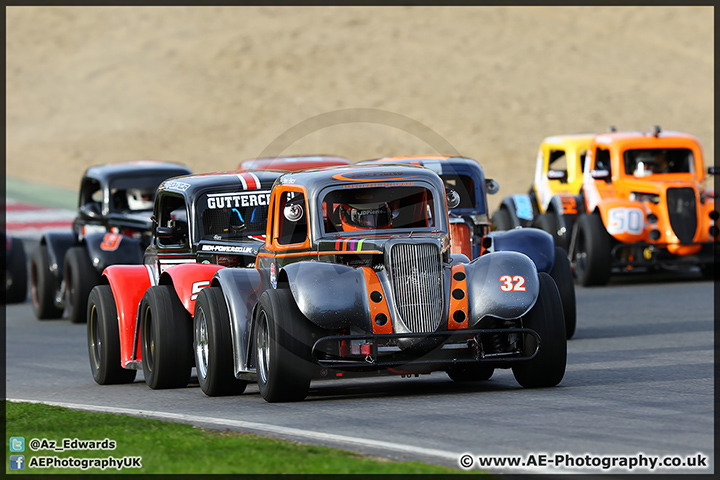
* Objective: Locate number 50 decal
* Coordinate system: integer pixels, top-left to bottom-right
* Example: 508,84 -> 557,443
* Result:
499,275 -> 526,292
607,207 -> 644,235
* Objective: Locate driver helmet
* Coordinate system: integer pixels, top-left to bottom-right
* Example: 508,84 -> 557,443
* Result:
338,202 -> 392,231
127,188 -> 154,210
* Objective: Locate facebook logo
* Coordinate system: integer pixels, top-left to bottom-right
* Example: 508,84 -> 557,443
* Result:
10,455 -> 25,470
10,436 -> 25,452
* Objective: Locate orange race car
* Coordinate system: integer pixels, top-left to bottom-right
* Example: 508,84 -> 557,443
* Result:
537,126 -> 717,285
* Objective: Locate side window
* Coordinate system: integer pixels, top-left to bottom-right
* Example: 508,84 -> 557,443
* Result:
594,147 -> 612,183
277,192 -> 308,246
79,178 -> 103,215
157,195 -> 189,247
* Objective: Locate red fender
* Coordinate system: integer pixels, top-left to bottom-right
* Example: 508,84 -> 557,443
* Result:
161,263 -> 224,314
103,264 -> 156,367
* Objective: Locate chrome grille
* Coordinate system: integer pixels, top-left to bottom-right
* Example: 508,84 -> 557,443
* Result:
667,188 -> 697,243
388,243 -> 443,333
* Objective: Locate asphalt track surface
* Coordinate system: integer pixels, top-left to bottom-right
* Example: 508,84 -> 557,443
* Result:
5,239 -> 715,475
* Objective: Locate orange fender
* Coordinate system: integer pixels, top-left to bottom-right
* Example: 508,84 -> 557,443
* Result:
596,198 -> 646,243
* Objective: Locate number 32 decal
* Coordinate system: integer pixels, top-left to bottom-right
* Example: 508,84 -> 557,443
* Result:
499,275 -> 526,292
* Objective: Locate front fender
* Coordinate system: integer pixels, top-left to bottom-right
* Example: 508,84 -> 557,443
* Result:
282,262 -> 369,331
596,198 -> 646,243
41,232 -> 76,282
483,229 -> 554,273
85,232 -> 144,273
159,263 -> 224,314
465,251 -> 540,326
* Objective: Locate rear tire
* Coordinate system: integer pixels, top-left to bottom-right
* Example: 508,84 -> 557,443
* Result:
538,211 -> 563,249
446,364 -> 494,382
255,288 -> 317,402
30,245 -> 64,319
574,214 -> 611,286
512,272 -> 567,388
140,285 -> 193,389
550,246 -> 577,339
64,246 -> 101,324
194,287 -> 248,396
491,208 -> 513,231
5,237 -> 28,304
87,285 -> 137,384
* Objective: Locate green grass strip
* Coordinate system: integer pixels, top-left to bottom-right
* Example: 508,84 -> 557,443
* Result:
5,401 -> 476,475
6,177 -> 77,210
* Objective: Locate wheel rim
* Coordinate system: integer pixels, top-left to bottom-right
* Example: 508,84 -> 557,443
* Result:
89,304 -> 101,369
256,311 -> 270,385
143,306 -> 154,372
195,308 -> 209,380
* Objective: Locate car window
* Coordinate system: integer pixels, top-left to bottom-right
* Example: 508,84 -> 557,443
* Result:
277,192 -> 308,245
108,175 -> 170,212
157,194 -> 188,247
623,148 -> 694,176
548,150 -> 568,183
440,174 -> 475,209
198,190 -> 270,241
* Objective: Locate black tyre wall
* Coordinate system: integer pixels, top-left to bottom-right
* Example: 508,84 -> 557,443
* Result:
30,245 -> 64,319
64,246 -> 101,323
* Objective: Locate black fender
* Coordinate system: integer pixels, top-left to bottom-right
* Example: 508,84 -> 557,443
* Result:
499,194 -> 536,228
465,251 -> 540,327
281,262 -> 370,331
84,232 -> 145,273
213,267 -> 268,375
41,232 -> 77,283
482,229 -> 555,273
546,194 -> 585,250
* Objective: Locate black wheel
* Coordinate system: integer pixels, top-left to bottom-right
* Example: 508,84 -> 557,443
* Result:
446,364 -> 494,382
64,246 -> 101,324
700,262 -> 715,281
512,272 -> 567,388
5,237 -> 28,304
87,285 -> 137,384
550,246 -> 577,339
194,286 -> 248,396
491,208 -> 513,231
574,213 -> 611,286
140,285 -> 193,389
30,245 -> 64,319
255,288 -> 317,403
537,211 -> 563,249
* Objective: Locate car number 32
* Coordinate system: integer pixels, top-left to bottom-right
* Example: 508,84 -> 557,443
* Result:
499,275 -> 526,292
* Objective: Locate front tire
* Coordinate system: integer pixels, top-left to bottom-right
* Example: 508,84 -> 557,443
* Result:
5,237 -> 28,304
64,246 -> 101,323
255,288 -> 317,403
87,285 -> 137,384
512,272 -> 567,388
550,246 -> 577,339
573,213 -> 611,286
194,287 -> 248,396
30,245 -> 64,319
140,285 -> 193,389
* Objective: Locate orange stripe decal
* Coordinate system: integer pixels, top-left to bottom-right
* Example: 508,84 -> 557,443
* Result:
449,263 -> 469,329
361,267 -> 393,334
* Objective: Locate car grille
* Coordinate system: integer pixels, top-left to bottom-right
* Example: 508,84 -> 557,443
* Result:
667,188 -> 697,243
388,243 -> 443,333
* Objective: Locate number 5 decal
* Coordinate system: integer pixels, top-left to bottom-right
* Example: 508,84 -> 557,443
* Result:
191,280 -> 211,300
499,275 -> 526,292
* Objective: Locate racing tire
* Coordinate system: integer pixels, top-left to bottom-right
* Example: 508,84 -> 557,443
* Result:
538,212 -> 563,250
140,285 -> 193,389
5,237 -> 28,304
446,364 -> 494,382
30,245 -> 64,319
512,272 -> 567,388
491,208 -> 513,231
255,288 -> 317,403
194,286 -> 248,396
574,213 -> 611,286
700,263 -> 715,281
87,285 -> 137,385
550,246 -> 577,339
64,246 -> 101,324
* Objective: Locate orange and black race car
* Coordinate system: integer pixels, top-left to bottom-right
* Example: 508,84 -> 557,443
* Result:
539,127 -> 717,285
194,164 -> 567,402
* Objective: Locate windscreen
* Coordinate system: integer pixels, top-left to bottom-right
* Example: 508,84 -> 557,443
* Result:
197,189 -> 271,241
321,185 -> 437,235
109,175 -> 171,212
624,148 -> 694,176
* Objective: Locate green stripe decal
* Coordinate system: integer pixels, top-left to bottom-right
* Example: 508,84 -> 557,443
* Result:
357,238 -> 365,251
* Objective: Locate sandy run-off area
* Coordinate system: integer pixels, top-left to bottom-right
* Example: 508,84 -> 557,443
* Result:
6,6 -> 713,209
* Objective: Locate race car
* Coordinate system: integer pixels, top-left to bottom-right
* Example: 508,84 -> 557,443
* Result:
237,155 -> 352,172
360,155 -> 577,339
194,164 -> 567,402
493,132 -> 595,249
4,232 -> 28,304
87,170 -> 282,388
545,127 -> 717,285
30,161 -> 192,323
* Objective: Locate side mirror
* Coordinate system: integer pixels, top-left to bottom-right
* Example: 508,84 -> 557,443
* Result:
485,178 -> 500,195
79,202 -> 101,218
155,226 -> 174,240
591,169 -> 610,180
708,166 -> 717,175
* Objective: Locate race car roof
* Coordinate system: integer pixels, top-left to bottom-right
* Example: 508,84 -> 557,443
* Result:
83,161 -> 192,183
157,170 -> 283,198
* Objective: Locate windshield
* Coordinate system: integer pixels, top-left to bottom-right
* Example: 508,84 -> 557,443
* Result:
321,185 -> 438,235
624,148 -> 694,176
108,175 -> 170,212
197,189 -> 271,241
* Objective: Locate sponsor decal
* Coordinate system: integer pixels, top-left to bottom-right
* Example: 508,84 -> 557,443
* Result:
162,180 -> 191,192
270,263 -> 277,289
206,191 -> 271,209
512,195 -> 534,221
201,244 -> 257,254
